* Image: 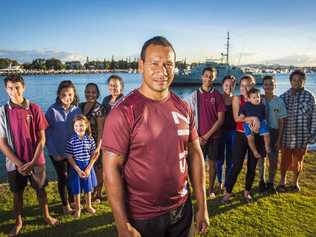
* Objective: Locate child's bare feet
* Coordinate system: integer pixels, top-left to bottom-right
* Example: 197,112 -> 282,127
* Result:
44,215 -> 58,225
9,222 -> 23,237
73,210 -> 81,219
85,206 -> 96,214
62,204 -> 74,215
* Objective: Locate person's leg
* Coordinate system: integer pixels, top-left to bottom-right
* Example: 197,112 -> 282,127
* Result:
208,159 -> 216,197
85,192 -> 96,214
36,188 -> 58,225
94,165 -> 103,200
260,121 -> 271,154
224,131 -> 235,188
10,191 -> 24,236
267,129 -> 279,191
244,134 -> 262,199
263,134 -> 271,154
216,135 -> 225,192
290,148 -> 307,191
257,157 -> 266,192
50,157 -> 72,213
246,135 -> 261,158
7,170 -> 27,237
223,132 -> 248,202
279,148 -> 292,191
208,139 -> 220,197
73,194 -> 81,218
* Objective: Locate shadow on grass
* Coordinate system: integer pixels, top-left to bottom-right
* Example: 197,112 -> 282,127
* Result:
0,202 -> 116,237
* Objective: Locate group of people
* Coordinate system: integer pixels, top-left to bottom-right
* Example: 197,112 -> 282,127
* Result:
0,36 -> 315,237
0,74 -> 124,236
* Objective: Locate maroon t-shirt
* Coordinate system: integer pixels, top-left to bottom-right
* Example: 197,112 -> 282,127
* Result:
102,89 -> 198,220
6,101 -> 48,165
197,88 -> 226,138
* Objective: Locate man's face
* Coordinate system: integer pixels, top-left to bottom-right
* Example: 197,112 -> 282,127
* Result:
5,81 -> 25,103
290,74 -> 305,90
249,92 -> 261,105
201,70 -> 216,88
139,44 -> 175,94
263,79 -> 275,94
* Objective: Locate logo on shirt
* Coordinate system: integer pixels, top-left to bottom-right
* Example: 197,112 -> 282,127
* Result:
171,112 -> 190,136
179,150 -> 188,174
210,97 -> 216,104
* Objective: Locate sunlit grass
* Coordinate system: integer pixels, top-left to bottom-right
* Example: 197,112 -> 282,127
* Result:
1,152 -> 315,237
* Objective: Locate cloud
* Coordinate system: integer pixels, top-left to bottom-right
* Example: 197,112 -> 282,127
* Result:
259,54 -> 316,66
0,49 -> 85,63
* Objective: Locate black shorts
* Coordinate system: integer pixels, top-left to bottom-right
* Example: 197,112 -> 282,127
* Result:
202,137 -> 221,161
8,167 -> 48,193
130,197 -> 193,237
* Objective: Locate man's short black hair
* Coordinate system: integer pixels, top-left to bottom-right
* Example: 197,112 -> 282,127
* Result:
262,75 -> 275,83
202,67 -> 217,76
4,74 -> 25,87
140,36 -> 176,61
247,87 -> 260,97
289,69 -> 306,81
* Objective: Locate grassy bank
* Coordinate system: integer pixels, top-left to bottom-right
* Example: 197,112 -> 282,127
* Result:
0,152 -> 316,237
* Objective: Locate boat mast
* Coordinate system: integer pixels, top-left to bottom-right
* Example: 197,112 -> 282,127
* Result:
226,32 -> 230,65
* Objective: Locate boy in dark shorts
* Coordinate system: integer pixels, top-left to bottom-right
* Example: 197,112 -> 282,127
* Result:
188,67 -> 226,198
0,74 -> 57,236
239,88 -> 271,159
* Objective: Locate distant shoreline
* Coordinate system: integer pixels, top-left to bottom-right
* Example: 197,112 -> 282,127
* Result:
0,69 -> 137,76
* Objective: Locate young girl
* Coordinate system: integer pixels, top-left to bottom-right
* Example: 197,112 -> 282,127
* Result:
46,80 -> 81,214
65,115 -> 97,218
79,83 -> 105,203
216,75 -> 237,193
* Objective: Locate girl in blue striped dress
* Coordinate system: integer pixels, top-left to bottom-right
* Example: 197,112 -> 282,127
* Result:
65,115 -> 98,218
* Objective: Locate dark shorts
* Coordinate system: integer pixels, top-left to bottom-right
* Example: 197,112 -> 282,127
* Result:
130,197 -> 193,237
202,138 -> 221,161
7,166 -> 48,193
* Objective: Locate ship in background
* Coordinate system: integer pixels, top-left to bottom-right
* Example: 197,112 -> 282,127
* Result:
172,32 -> 264,87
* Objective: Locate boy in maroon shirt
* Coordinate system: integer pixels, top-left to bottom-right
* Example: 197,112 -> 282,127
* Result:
102,36 -> 209,237
0,74 -> 57,236
188,67 -> 226,198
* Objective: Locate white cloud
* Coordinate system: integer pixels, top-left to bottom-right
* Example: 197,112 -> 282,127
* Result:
0,49 -> 85,63
258,54 -> 316,66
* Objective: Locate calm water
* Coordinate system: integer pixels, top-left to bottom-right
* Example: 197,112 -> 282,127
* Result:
0,73 -> 315,182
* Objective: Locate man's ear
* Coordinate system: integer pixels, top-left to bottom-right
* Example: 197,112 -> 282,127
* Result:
138,59 -> 144,73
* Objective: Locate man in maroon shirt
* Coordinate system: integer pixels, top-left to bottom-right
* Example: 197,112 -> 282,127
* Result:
102,36 -> 209,237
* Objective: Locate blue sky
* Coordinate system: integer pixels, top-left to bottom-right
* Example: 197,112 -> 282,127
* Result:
1,0 -> 316,65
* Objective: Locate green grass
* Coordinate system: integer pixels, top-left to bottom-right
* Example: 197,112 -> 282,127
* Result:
1,153 -> 316,237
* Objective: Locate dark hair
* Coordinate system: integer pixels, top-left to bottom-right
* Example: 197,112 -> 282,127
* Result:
202,67 -> 217,76
240,74 -> 256,86
247,87 -> 260,97
55,80 -> 79,106
222,75 -> 236,86
85,83 -> 100,99
107,75 -> 124,90
289,69 -> 306,81
263,75 -> 276,83
4,74 -> 25,87
140,36 -> 176,61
